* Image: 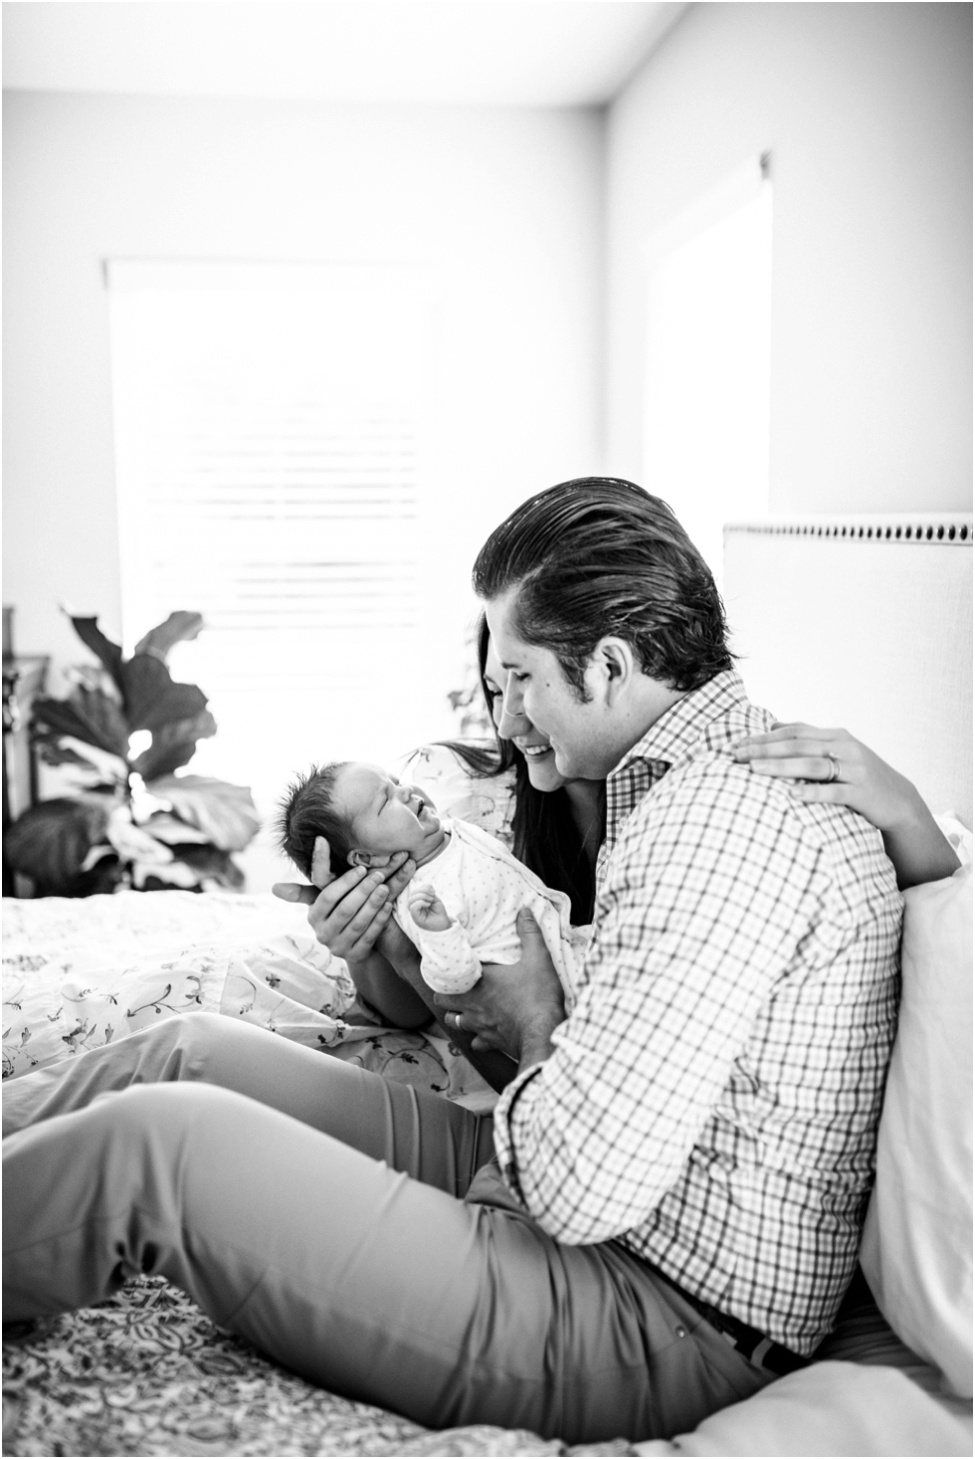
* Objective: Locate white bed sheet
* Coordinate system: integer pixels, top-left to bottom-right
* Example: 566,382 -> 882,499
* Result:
1,889 -> 490,1105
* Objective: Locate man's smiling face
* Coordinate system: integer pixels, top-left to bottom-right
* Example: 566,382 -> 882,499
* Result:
335,763 -> 445,865
486,588 -> 614,783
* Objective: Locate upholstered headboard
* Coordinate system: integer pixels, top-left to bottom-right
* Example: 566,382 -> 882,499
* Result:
723,515 -> 973,829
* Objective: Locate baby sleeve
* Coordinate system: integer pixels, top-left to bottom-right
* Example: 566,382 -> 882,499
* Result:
413,921 -> 482,996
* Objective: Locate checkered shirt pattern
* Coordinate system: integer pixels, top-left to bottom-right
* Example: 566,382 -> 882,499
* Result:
492,670 -> 902,1354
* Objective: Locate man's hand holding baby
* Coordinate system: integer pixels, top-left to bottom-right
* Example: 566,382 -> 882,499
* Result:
434,907 -> 566,1072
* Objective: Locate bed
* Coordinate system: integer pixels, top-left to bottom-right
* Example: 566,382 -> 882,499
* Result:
3,513 -> 972,1457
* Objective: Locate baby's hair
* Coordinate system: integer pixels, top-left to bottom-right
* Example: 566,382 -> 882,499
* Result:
277,762 -> 354,882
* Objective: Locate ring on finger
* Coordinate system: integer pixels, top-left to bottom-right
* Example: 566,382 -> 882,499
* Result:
825,753 -> 841,783
449,1011 -> 464,1031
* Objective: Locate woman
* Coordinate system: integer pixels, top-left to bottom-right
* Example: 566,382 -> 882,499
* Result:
399,616 -> 603,924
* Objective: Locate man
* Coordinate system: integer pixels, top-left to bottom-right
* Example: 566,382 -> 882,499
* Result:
456,477 -> 901,1352
3,479 -> 900,1445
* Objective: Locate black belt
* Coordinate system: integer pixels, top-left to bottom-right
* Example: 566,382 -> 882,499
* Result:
689,1295 -> 809,1377
636,1258 -> 811,1378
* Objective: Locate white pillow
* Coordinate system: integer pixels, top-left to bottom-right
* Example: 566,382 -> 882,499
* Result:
933,812 -> 973,867
860,861 -> 973,1399
631,1361 -> 972,1457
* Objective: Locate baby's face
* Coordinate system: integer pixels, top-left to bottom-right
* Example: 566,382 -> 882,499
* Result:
336,763 -> 445,864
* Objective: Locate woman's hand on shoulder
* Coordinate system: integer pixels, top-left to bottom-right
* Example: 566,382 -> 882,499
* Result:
732,722 -> 960,888
272,836 -> 416,965
732,722 -> 921,830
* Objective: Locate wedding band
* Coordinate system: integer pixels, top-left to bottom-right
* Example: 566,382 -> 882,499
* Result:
825,753 -> 841,783
450,1012 -> 463,1030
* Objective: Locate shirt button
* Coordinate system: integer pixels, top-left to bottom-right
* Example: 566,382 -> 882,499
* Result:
675,1325 -> 687,1339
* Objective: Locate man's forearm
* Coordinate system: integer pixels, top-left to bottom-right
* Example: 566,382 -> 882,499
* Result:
392,953 -> 519,1093
516,1027 -> 557,1075
347,951 -> 432,1029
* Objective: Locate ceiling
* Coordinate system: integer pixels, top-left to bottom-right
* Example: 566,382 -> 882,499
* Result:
1,1 -> 689,107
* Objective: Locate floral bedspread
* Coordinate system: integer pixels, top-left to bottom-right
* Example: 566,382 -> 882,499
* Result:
3,887 -> 564,1456
2,1276 -> 634,1458
4,835 -> 966,1456
1,889 -> 493,1106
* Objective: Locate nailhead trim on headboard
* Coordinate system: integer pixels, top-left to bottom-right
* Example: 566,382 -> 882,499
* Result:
724,514 -> 972,544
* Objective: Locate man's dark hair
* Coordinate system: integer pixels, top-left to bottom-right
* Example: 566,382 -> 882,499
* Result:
472,477 -> 733,696
277,762 -> 354,882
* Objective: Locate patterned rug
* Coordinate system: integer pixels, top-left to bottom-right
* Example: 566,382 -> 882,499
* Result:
2,1276 -> 637,1457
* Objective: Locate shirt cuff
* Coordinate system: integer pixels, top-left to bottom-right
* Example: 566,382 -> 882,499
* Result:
492,1059 -> 545,1202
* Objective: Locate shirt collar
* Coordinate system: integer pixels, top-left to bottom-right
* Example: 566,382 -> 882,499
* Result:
610,668 -> 749,781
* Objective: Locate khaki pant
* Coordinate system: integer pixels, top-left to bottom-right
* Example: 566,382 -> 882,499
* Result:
3,1014 -> 769,1444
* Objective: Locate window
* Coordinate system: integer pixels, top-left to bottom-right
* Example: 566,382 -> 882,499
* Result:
107,261 -> 443,810
643,156 -> 773,581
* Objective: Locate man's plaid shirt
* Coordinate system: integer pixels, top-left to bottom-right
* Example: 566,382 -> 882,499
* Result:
492,670 -> 902,1354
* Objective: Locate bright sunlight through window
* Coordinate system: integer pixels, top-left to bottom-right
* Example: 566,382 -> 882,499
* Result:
107,261 -> 439,812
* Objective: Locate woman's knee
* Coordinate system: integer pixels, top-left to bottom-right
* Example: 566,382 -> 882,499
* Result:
91,1079 -> 248,1150
165,1009 -> 228,1043
84,1010 -> 246,1095
140,1010 -> 249,1070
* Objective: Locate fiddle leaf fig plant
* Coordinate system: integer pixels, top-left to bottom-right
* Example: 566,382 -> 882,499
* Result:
5,610 -> 260,896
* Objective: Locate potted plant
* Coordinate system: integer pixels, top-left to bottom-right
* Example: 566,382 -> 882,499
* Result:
4,610 -> 260,896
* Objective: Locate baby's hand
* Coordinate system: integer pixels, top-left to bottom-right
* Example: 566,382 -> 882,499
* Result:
408,886 -> 453,932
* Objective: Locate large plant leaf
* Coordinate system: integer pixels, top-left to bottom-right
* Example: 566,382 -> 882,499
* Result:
121,654 -> 208,733
64,662 -> 123,699
103,807 -> 178,869
31,689 -> 130,758
148,775 -> 260,852
34,735 -> 129,791
66,613 -> 125,693
133,858 -> 206,891
78,859 -> 128,895
98,807 -> 208,891
134,611 -> 205,663
4,796 -> 113,894
142,812 -> 211,846
131,711 -> 218,780
166,845 -> 246,890
34,740 -> 107,771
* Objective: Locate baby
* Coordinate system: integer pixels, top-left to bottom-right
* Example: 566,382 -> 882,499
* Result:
278,761 -> 586,1000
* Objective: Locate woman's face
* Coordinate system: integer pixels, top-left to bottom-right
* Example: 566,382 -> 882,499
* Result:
483,635 -> 570,793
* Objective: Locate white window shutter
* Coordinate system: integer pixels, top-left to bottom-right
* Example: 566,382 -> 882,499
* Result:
107,261 -> 439,802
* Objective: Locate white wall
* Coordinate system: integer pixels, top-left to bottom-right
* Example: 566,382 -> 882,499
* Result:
605,2 -> 973,515
2,92 -> 604,682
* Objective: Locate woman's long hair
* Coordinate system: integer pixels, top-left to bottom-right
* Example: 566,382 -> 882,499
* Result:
438,616 -> 596,925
